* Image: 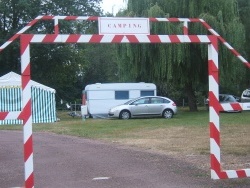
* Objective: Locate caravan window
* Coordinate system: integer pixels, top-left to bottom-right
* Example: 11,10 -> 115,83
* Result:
141,90 -> 154,96
115,91 -> 129,100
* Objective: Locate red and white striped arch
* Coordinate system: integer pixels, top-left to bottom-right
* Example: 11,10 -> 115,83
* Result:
18,33 -> 249,188
1,16 -> 250,187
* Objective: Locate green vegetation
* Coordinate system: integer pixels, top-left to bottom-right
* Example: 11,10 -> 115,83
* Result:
1,109 -> 249,140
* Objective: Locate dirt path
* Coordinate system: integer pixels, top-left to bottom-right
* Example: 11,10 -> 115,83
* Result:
1,131 -> 250,188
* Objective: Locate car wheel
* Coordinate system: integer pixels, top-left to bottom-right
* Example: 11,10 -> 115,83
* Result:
119,110 -> 131,120
162,109 -> 173,119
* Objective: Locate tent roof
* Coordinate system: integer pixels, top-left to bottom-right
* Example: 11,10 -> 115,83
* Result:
0,71 -> 55,93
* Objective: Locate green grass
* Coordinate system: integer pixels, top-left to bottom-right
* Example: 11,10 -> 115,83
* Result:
1,108 -> 249,139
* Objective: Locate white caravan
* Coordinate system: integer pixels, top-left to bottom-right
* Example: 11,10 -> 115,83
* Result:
82,83 -> 157,118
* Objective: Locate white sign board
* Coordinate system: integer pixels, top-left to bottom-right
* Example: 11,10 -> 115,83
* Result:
98,17 -> 150,35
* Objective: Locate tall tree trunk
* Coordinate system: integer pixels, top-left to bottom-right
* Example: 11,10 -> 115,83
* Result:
185,82 -> 198,112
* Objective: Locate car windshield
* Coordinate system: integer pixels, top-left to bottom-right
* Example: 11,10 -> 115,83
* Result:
124,99 -> 133,105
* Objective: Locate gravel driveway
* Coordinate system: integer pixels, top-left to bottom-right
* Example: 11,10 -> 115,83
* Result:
1,131 -> 250,188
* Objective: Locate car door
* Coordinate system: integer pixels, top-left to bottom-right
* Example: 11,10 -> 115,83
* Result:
148,97 -> 165,115
129,97 -> 150,116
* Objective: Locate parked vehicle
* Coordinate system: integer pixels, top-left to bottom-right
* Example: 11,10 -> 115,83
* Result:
82,83 -> 157,118
205,94 -> 241,112
108,96 -> 177,119
241,88 -> 250,102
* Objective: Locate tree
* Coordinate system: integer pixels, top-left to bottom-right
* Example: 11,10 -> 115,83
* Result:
117,0 -> 246,111
0,0 -> 117,104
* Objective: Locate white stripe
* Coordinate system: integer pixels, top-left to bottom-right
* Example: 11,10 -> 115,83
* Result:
209,76 -> 219,95
179,35 -> 191,43
245,169 -> 250,176
22,81 -> 32,107
24,153 -> 34,180
158,35 -> 171,43
154,18 -> 169,22
23,117 -> 32,143
0,41 -> 12,49
31,35 -> 46,42
21,46 -> 30,74
208,29 -> 219,36
18,26 -> 31,34
92,177 -> 110,180
5,111 -> 22,120
211,170 -> 220,179
209,108 -> 219,129
223,42 -> 233,50
136,35 -> 151,43
225,170 -> 238,178
197,35 -> 210,42
100,35 -> 116,43
121,36 -> 130,43
238,55 -> 248,63
78,35 -> 93,43
210,138 -> 220,163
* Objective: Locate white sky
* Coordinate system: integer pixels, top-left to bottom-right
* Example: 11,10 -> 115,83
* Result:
101,0 -> 126,15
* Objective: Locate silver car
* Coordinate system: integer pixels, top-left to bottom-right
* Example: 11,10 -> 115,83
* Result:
108,96 -> 177,119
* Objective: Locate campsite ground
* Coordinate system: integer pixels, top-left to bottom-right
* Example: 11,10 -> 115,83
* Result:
1,108 -> 250,187
1,131 -> 250,188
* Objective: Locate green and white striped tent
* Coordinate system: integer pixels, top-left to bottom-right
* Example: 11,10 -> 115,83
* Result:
0,72 -> 57,125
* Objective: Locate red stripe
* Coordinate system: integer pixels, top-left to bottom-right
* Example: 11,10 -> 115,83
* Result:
208,60 -> 219,83
210,154 -> 221,173
66,35 -> 81,43
169,35 -> 180,43
54,24 -> 59,34
42,35 -> 58,43
64,16 -> 78,20
236,170 -> 247,178
189,18 -> 200,22
244,63 -> 250,69
231,103 -> 242,111
168,18 -> 180,22
112,35 -> 124,43
41,15 -> 55,20
9,34 -> 20,42
126,35 -> 139,43
0,112 -> 8,120
189,35 -> 201,43
148,35 -> 161,43
25,172 -> 34,188
210,122 -> 220,146
21,73 -> 31,89
20,35 -> 33,55
87,16 -> 98,21
149,18 -> 158,22
218,171 -> 229,179
230,49 -> 240,57
24,135 -> 33,162
89,35 -> 103,43
217,36 -> 226,43
27,18 -> 40,26
19,100 -> 32,123
183,27 -> 188,35
201,21 -> 212,30
210,155 -> 229,179
209,36 -> 218,51
209,91 -> 223,114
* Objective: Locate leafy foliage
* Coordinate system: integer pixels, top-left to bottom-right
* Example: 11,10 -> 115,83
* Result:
117,0 -> 247,110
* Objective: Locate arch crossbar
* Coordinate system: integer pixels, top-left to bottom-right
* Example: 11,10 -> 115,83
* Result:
0,16 -> 250,69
